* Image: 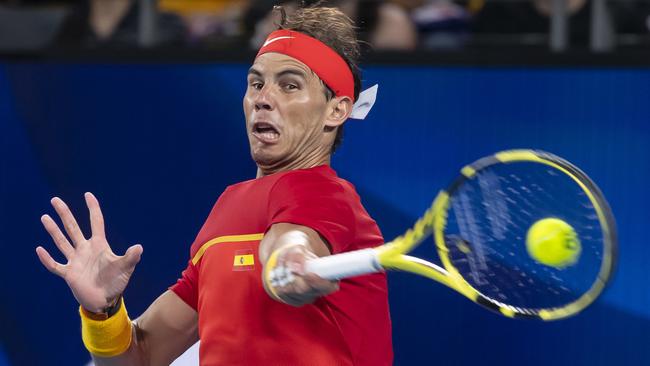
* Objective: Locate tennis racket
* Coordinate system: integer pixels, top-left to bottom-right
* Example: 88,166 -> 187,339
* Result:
305,149 -> 617,320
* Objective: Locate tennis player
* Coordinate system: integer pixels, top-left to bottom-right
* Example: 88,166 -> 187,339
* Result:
36,5 -> 392,366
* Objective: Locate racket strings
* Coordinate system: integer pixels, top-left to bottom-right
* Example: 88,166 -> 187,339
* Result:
443,162 -> 605,310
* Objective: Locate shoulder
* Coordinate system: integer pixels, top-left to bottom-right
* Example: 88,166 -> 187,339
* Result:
271,165 -> 352,195
268,166 -> 360,226
266,166 -> 367,252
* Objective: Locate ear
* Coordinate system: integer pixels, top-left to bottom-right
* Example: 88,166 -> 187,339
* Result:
324,96 -> 353,128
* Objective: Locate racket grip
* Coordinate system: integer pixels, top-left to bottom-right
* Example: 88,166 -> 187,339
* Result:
305,248 -> 382,280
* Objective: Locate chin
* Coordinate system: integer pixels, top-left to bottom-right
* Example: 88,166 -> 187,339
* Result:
250,147 -> 281,167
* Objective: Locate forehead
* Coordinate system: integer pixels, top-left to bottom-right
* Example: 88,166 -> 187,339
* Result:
250,53 -> 316,79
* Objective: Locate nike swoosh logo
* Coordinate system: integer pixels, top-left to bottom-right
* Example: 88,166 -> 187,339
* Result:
262,36 -> 294,48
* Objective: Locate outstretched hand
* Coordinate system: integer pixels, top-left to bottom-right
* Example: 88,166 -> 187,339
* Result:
36,192 -> 143,313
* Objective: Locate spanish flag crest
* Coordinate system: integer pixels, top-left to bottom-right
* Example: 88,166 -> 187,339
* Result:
233,249 -> 255,271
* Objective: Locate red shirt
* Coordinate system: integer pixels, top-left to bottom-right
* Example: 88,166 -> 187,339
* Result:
171,165 -> 393,365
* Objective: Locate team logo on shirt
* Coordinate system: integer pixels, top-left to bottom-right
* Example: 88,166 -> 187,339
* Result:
233,249 -> 255,271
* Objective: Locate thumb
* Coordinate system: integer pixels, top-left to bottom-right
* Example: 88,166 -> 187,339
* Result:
121,244 -> 143,269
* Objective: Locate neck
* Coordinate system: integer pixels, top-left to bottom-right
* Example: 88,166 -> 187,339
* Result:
256,149 -> 332,178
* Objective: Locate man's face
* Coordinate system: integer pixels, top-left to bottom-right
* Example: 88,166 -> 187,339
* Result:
243,52 -> 332,171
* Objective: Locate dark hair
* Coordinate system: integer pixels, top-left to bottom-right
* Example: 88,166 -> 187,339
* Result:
274,4 -> 362,153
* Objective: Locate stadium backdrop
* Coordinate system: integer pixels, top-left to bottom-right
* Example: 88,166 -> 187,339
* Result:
0,58 -> 648,365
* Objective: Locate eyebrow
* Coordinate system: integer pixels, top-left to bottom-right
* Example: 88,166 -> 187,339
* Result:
277,69 -> 307,80
247,67 -> 308,81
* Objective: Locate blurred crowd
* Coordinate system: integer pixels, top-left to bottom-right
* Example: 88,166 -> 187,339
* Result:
1,0 -> 650,51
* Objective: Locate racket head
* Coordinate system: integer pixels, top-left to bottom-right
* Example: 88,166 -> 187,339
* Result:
432,150 -> 617,320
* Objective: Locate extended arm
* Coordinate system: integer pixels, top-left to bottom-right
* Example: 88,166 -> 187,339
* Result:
259,222 -> 339,306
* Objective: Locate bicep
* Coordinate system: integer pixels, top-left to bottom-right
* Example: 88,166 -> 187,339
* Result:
133,290 -> 199,366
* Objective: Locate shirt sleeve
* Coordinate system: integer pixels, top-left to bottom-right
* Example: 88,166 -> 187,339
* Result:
267,170 -> 356,254
169,260 -> 199,311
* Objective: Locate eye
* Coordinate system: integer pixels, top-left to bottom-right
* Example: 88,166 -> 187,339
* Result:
250,81 -> 263,90
283,83 -> 298,91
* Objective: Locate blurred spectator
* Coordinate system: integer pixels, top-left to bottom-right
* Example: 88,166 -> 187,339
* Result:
246,0 -> 417,51
472,0 -> 650,48
0,3 -> 67,51
159,0 -> 248,42
609,2 -> 650,44
408,0 -> 471,49
471,0 -> 591,46
54,0 -> 186,47
3,0 -> 648,51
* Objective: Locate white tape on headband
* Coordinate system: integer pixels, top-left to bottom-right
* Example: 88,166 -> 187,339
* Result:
349,84 -> 378,120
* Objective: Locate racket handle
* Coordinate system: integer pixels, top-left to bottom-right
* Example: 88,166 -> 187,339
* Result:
305,248 -> 382,280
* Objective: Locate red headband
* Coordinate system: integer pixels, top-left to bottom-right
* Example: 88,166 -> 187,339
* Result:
256,29 -> 355,102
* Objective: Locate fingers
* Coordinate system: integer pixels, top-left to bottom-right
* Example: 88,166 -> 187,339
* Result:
84,192 -> 106,238
121,244 -> 143,270
40,214 -> 74,259
284,274 -> 339,297
270,271 -> 339,306
277,271 -> 339,296
51,197 -> 86,245
35,246 -> 67,277
267,245 -> 339,306
302,273 -> 340,294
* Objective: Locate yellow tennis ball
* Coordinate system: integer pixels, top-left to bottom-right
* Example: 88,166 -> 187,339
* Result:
526,218 -> 581,268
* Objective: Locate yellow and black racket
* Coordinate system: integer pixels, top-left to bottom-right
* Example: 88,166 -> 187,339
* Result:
305,149 -> 617,320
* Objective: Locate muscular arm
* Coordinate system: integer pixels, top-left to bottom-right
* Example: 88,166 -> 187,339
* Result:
259,223 -> 339,306
92,291 -> 198,366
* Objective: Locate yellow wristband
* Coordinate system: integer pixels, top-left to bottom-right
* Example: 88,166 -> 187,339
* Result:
79,297 -> 132,357
263,248 -> 287,304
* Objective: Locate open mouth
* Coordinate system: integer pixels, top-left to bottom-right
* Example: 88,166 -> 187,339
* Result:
252,122 -> 280,143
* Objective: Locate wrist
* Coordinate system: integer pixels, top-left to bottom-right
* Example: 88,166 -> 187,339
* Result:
80,296 -> 132,357
263,247 -> 289,304
81,295 -> 123,321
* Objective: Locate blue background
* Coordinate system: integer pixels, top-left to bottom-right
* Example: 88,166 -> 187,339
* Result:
0,62 -> 648,365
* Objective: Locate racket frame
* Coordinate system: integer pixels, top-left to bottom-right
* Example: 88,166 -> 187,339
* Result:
306,149 -> 617,321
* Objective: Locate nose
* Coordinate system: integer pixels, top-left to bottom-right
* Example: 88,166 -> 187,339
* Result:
254,85 -> 275,112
